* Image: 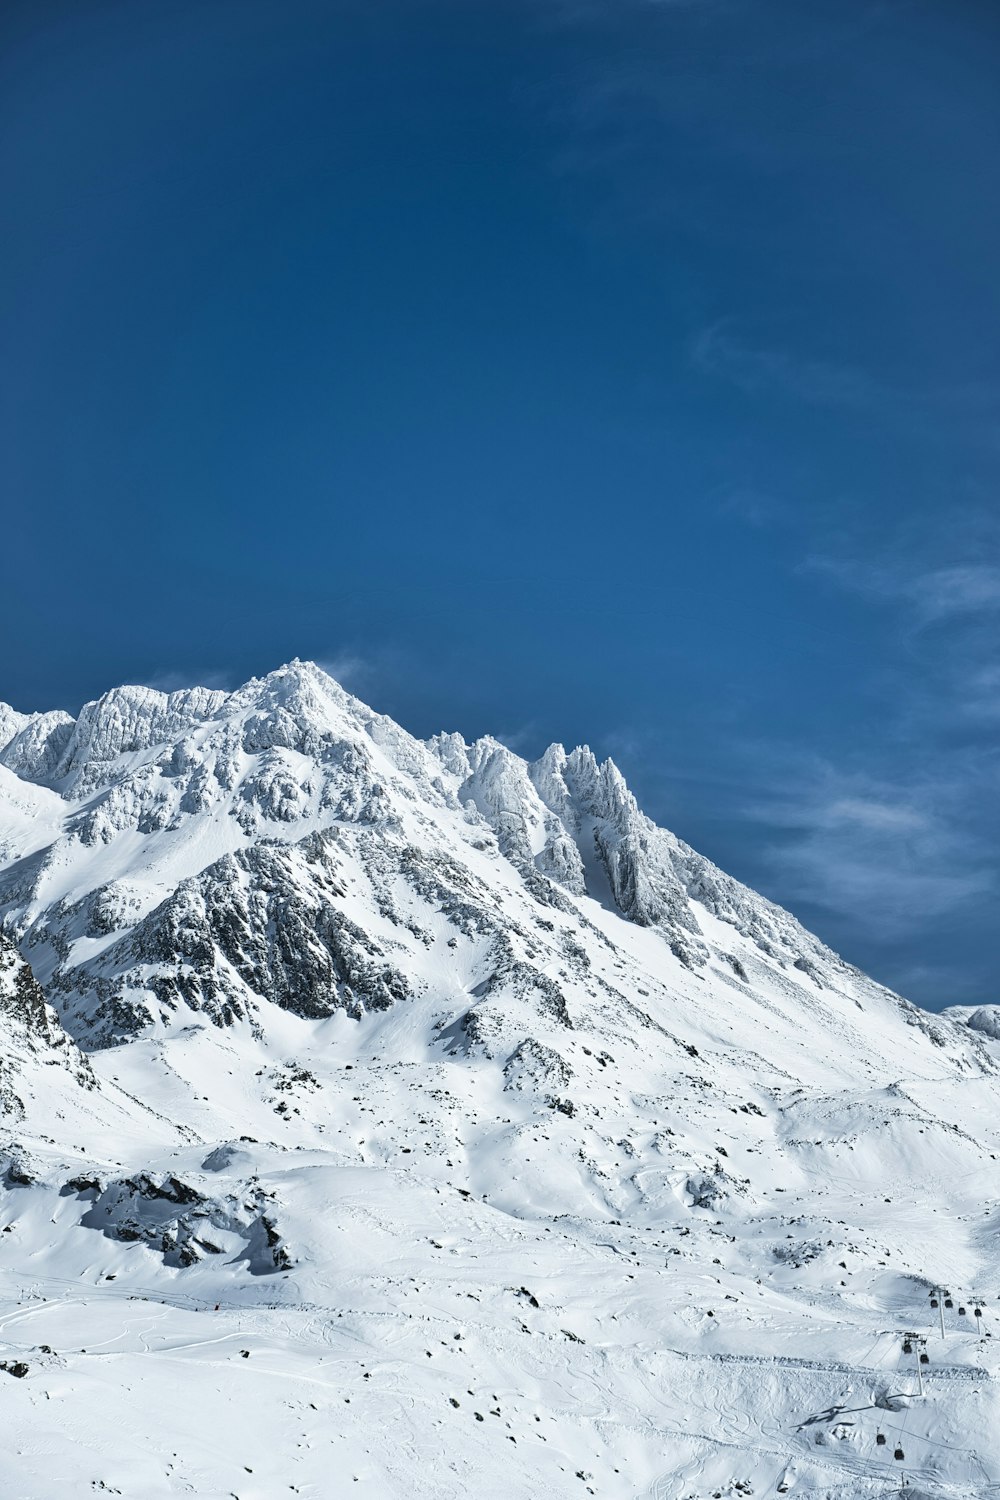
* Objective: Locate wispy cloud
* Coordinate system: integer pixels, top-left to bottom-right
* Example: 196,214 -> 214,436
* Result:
314,652 -> 372,693
961,663 -> 1000,720
911,565 -> 1000,622
693,323 -> 1000,448
807,554 -> 1000,624
803,523 -> 1000,735
768,842 -> 990,935
825,796 -> 928,832
737,520 -> 999,956
693,323 -> 903,413
747,759 -> 995,939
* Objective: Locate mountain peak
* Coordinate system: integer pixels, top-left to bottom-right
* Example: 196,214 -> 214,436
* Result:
0,659 -> 951,1061
0,661 -> 995,1496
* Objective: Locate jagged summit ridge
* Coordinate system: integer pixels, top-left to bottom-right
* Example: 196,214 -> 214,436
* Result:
0,661 -> 949,1063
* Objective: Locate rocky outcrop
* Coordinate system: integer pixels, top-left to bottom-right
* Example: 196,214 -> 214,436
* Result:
0,710 -> 75,783
67,1170 -> 293,1272
0,936 -> 95,1116
46,837 -> 412,1045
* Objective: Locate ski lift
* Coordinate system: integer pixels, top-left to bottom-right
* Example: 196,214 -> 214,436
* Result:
894,1447 -> 905,1462
930,1296 -> 939,1308
945,1297 -> 954,1308
974,1307 -> 983,1319
876,1432 -> 886,1447
902,1337 -> 913,1353
919,1350 -> 929,1364
959,1305 -> 967,1316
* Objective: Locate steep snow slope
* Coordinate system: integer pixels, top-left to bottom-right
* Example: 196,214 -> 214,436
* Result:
0,661 -> 998,1500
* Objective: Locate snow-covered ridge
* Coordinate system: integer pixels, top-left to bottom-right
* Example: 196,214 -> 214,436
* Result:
0,659 -> 917,1049
2,660 -> 999,1498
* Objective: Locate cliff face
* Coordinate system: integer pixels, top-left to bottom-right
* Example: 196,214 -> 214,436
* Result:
0,934 -> 94,1119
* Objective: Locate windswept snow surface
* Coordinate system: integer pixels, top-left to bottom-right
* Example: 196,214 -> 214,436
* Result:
0,661 -> 998,1499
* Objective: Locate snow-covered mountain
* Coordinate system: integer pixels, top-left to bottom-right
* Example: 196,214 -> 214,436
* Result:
1,660 -> 998,1499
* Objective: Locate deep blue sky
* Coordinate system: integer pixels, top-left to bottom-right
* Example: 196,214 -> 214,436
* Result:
2,0 -> 998,1008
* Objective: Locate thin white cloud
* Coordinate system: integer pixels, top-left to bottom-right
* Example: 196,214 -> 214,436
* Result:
825,797 -> 928,832
693,324 -> 1000,447
748,762 -> 994,939
755,786 -> 989,936
766,841 -> 990,934
805,549 -> 1000,625
693,323 -> 900,412
314,652 -> 371,692
914,565 -> 1000,622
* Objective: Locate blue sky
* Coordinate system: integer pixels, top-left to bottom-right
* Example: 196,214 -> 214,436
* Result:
2,0 -> 998,1007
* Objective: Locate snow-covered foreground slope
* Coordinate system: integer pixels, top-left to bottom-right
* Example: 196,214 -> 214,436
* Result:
1,661 -> 999,1499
